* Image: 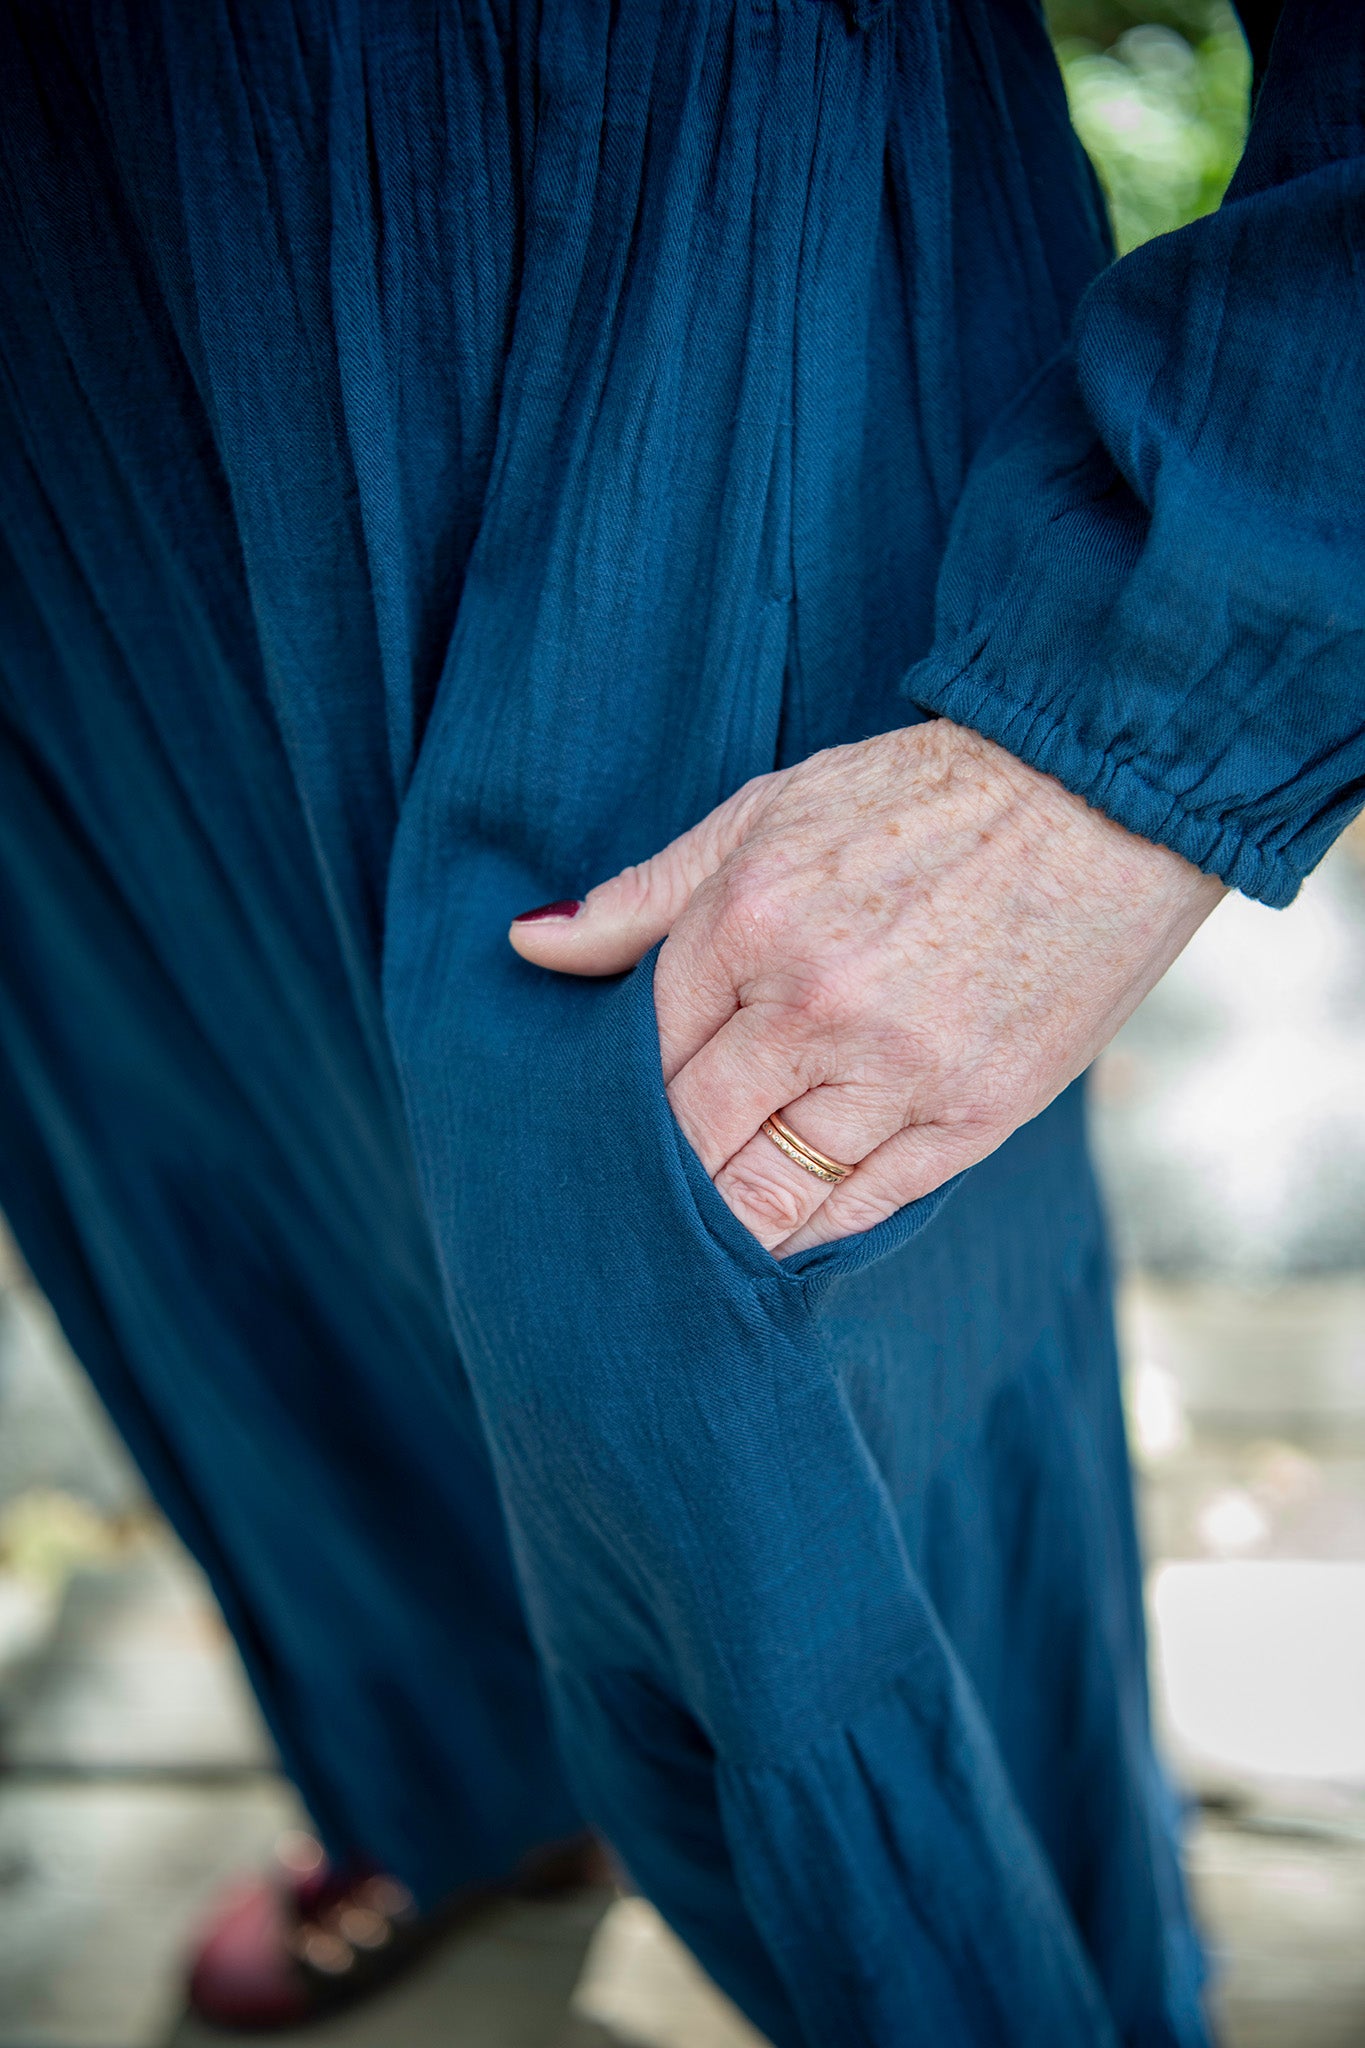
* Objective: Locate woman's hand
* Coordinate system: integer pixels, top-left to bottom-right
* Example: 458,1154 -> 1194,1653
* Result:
509,720 -> 1223,1254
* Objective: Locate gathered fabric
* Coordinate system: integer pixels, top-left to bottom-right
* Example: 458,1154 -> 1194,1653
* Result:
1,1 -> 1358,2040
910,3 -> 1365,901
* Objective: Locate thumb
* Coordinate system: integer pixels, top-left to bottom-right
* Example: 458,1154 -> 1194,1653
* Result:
508,773 -> 772,978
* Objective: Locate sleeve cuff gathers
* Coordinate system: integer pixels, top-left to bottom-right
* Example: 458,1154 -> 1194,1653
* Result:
905,5 -> 1365,907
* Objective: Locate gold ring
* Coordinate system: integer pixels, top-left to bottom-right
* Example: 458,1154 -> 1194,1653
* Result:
759,1111 -> 853,1185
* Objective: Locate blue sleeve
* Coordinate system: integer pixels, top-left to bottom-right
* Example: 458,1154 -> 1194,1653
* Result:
906,0 -> 1365,907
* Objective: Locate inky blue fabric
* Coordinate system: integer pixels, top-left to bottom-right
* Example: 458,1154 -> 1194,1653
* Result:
0,2 -> 1357,2041
911,1 -> 1365,906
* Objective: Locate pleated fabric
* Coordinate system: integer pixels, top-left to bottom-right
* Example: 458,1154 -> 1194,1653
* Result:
13,0 -> 1359,2040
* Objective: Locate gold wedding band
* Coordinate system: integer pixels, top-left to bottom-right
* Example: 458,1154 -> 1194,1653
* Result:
759,1111 -> 853,1185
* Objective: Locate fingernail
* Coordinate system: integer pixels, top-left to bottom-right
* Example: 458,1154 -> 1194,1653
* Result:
512,899 -> 582,923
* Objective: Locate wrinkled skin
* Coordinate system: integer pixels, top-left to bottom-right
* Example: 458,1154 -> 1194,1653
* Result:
511,720 -> 1223,1253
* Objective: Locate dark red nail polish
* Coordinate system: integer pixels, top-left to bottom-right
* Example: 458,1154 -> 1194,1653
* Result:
513,899 -> 582,922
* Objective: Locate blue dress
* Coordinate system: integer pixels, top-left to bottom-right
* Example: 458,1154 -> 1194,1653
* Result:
0,2 -> 1360,2040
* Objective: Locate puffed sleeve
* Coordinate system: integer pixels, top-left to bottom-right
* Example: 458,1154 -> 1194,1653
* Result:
905,0 -> 1365,906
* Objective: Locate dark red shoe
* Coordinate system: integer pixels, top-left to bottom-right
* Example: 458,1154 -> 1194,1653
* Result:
186,1826 -> 614,2032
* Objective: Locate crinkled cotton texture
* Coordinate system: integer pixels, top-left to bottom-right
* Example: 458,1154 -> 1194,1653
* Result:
908,3 -> 1365,905
0,1 -> 1356,2043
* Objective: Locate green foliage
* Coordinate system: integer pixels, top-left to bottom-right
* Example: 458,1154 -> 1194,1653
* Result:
1046,0 -> 1251,251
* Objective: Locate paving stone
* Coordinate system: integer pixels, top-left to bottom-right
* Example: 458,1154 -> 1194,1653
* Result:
1121,1279 -> 1365,1439
163,1882 -> 767,2048
0,1285 -> 141,1521
2,1533 -> 273,1773
166,1887 -> 616,2048
571,1900 -> 768,2048
0,1780 -> 296,2048
1150,1560 -> 1365,1793
1190,1817 -> 1365,2048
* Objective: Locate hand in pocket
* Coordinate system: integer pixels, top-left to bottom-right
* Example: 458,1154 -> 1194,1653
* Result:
510,720 -> 1221,1253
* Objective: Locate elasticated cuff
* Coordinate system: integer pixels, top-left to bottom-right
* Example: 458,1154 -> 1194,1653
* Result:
904,652 -> 1306,908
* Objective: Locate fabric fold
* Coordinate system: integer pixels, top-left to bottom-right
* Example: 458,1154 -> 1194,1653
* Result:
908,0 -> 1365,905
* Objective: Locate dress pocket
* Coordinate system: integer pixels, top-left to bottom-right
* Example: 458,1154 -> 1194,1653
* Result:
623,948 -> 965,1298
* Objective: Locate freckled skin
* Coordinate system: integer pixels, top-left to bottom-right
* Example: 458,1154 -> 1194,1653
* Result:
511,720 -> 1225,1254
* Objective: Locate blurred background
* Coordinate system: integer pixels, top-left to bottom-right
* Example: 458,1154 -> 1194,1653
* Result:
2,5 -> 1362,2045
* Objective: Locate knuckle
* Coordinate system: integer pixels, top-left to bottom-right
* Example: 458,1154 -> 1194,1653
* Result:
716,1158 -> 811,1236
754,969 -> 856,1071
706,875 -> 859,1026
712,863 -> 792,953
782,968 -> 850,1032
958,1053 -> 1020,1129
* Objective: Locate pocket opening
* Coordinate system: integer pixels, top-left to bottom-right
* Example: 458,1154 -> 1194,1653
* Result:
625,948 -> 965,1295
